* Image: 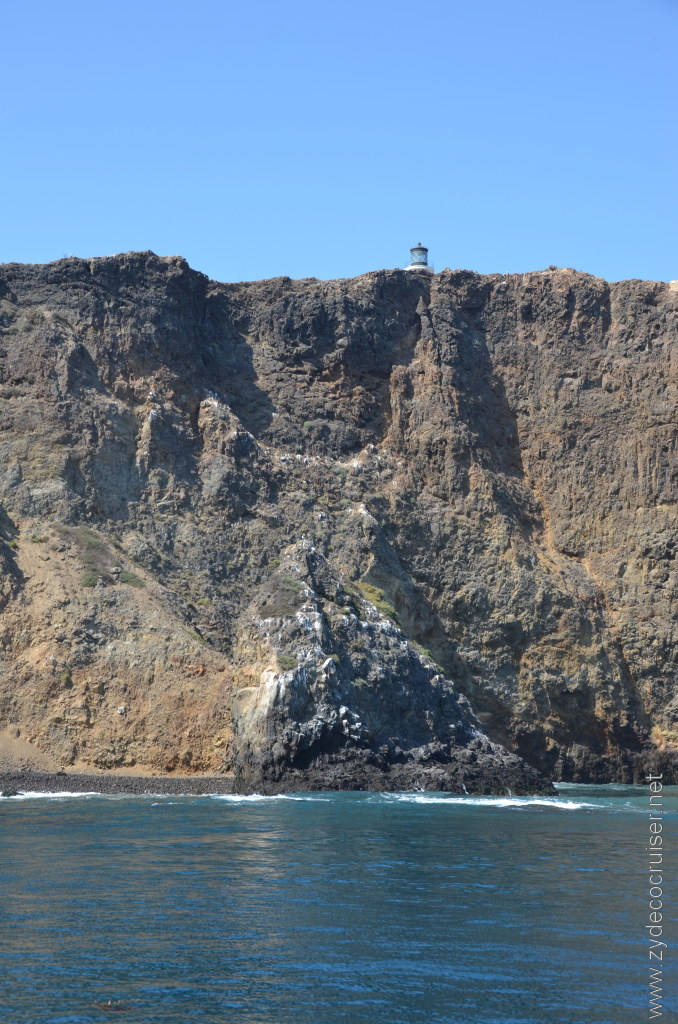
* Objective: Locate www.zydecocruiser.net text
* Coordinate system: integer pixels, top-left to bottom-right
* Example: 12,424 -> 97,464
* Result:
646,774 -> 666,1020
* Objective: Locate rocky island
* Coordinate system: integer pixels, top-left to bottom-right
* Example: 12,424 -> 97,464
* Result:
0,253 -> 675,793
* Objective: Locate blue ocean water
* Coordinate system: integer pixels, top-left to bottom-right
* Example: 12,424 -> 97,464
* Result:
0,785 -> 675,1024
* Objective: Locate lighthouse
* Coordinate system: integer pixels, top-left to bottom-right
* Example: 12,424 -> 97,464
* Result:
405,242 -> 433,272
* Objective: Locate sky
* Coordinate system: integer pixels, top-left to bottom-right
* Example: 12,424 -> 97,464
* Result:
1,0 -> 676,283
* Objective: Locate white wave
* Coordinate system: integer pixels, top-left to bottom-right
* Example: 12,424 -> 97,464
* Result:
0,790 -> 334,803
207,794 -> 283,803
379,793 -> 599,810
207,793 -> 331,803
0,790 -> 101,800
279,794 -> 332,802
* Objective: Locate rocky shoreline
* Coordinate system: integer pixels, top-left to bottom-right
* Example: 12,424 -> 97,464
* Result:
0,753 -> 555,798
0,770 -> 237,796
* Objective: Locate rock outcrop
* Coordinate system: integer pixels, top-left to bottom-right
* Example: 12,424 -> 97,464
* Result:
229,543 -> 547,793
0,252 -> 675,786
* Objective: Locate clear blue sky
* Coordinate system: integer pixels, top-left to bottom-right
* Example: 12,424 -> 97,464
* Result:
1,0 -> 676,283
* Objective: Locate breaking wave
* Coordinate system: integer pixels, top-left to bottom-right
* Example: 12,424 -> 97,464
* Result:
378,793 -> 601,810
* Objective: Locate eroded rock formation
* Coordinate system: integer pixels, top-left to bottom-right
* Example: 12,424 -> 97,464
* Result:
0,252 -> 675,786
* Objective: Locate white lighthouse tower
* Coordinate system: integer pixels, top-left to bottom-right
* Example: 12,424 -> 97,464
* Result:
405,242 -> 433,272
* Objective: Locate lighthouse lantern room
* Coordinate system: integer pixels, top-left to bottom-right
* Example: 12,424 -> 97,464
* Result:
405,242 -> 433,272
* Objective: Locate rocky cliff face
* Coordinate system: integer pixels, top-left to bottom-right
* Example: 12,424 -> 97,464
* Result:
0,252 -> 675,786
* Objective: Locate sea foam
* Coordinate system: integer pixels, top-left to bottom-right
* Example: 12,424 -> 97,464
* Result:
378,793 -> 600,810
0,790 -> 101,800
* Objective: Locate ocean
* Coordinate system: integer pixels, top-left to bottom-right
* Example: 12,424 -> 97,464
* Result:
0,785 -> 675,1024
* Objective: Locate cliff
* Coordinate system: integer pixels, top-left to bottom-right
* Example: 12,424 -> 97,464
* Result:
0,252 -> 675,788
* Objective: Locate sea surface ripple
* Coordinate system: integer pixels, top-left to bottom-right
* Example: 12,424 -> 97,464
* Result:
0,784 -> 675,1024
